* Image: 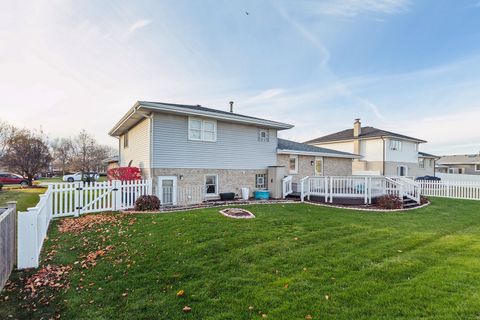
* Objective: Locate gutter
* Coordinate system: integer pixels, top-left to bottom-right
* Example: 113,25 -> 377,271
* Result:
381,136 -> 386,176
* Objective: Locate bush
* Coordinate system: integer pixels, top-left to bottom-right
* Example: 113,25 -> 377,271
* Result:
377,194 -> 402,209
134,195 -> 160,211
107,167 -> 142,181
0,182 -> 3,191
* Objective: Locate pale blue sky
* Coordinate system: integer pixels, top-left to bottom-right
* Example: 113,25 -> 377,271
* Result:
1,0 -> 480,154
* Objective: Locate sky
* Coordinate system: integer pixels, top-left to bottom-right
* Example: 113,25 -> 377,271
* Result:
1,0 -> 480,155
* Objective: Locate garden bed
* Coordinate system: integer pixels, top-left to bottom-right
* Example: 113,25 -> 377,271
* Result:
219,208 -> 255,219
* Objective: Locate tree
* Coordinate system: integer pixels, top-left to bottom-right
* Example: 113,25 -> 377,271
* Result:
70,130 -> 116,175
51,137 -> 74,175
0,120 -> 16,159
1,129 -> 52,185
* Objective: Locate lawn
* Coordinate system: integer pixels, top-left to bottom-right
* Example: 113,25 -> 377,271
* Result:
0,187 -> 46,211
2,198 -> 480,319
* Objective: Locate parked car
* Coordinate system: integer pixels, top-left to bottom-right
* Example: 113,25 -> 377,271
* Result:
62,172 -> 99,183
0,172 -> 29,186
415,175 -> 441,181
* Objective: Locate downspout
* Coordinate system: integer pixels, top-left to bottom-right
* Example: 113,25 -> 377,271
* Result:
381,136 -> 386,176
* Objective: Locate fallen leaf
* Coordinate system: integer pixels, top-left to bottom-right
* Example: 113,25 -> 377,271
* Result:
183,306 -> 192,313
176,290 -> 185,297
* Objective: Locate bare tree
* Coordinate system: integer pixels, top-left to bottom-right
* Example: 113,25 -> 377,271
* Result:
51,137 -> 74,175
0,120 -> 16,159
1,129 -> 52,185
71,130 -> 116,176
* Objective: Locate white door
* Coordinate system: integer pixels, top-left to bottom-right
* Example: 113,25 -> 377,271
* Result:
158,176 -> 177,205
397,166 -> 408,177
314,157 -> 323,176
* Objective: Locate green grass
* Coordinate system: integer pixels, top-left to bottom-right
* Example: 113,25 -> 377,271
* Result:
0,187 -> 46,211
2,198 -> 480,319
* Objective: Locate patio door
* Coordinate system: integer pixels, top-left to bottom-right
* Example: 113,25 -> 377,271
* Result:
157,176 -> 177,205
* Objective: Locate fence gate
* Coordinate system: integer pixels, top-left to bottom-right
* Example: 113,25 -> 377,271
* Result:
50,180 -> 152,218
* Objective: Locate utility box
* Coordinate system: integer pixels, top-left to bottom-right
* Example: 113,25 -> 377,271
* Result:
268,166 -> 286,199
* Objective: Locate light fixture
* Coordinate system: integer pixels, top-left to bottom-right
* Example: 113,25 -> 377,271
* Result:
310,160 -> 314,166
179,175 -> 184,180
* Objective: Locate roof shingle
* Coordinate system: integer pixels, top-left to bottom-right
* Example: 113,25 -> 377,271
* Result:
305,126 -> 426,144
277,138 -> 358,158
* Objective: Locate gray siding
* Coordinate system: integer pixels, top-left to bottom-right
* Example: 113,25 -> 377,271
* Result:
152,113 -> 278,169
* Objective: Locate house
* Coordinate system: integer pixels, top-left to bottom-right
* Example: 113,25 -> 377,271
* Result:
305,119 -> 437,177
436,154 -> 480,175
102,155 -> 119,172
108,101 -> 358,204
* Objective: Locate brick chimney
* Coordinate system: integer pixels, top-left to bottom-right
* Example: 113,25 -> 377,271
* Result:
353,118 -> 361,138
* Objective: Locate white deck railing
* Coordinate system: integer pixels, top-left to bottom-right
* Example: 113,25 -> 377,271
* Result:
300,176 -> 422,205
282,176 -> 293,198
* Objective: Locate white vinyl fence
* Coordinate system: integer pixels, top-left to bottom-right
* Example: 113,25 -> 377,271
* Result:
18,179 -> 152,269
418,180 -> 480,200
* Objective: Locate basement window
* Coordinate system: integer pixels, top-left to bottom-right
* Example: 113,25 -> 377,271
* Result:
255,174 -> 268,189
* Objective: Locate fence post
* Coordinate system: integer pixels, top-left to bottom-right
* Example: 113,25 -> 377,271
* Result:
17,209 -> 39,269
329,177 -> 334,203
300,179 -> 305,202
6,201 -> 17,267
364,177 -> 368,204
114,180 -> 122,211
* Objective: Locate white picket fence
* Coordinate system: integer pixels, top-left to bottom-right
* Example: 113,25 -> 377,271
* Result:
17,179 -> 152,269
418,180 -> 480,200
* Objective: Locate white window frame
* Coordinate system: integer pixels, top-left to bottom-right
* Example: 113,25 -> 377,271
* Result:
204,174 -> 219,196
289,155 -> 298,174
397,165 -> 408,177
314,157 -> 323,176
475,164 -> 480,172
258,129 -> 270,142
255,173 -> 268,190
419,158 -> 425,169
389,139 -> 402,151
188,117 -> 217,142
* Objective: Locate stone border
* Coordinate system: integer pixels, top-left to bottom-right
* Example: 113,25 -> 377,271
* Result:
304,200 -> 431,212
120,198 -> 430,214
219,208 -> 255,219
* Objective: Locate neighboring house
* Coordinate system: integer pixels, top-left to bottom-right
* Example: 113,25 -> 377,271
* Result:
108,101 -> 358,203
436,154 -> 480,175
305,119 -> 437,177
102,155 -> 119,172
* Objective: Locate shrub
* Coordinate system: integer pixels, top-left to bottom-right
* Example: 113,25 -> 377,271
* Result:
377,194 -> 402,209
134,195 -> 160,211
0,182 -> 3,191
107,167 -> 142,181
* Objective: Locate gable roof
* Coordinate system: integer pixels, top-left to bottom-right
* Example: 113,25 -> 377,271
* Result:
437,154 -> 480,165
305,126 -> 426,144
418,151 -> 439,159
277,138 -> 360,159
109,101 -> 294,136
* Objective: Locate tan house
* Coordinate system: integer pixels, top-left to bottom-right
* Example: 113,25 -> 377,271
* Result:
305,119 -> 437,177
108,101 -> 358,204
436,154 -> 480,175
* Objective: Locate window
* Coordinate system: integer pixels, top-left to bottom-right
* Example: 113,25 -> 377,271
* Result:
188,117 -> 217,142
448,167 -> 464,174
205,174 -> 218,195
389,139 -> 402,151
459,168 -> 465,174
476,164 -> 480,172
123,131 -> 129,148
419,158 -> 425,169
255,174 -> 268,189
289,155 -> 298,174
258,129 -> 269,142
397,165 -> 408,177
314,158 -> 323,176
